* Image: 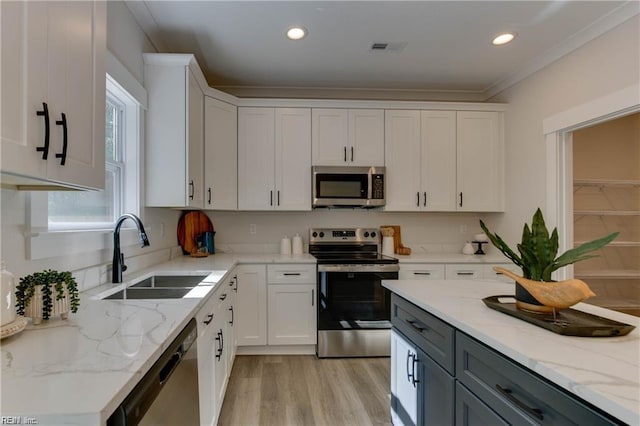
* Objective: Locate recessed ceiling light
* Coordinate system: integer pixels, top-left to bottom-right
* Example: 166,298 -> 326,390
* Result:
492,32 -> 516,46
286,26 -> 307,40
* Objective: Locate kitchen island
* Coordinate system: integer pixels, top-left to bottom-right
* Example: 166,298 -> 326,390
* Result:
383,279 -> 639,425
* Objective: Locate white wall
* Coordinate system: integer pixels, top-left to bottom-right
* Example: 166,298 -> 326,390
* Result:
488,15 -> 639,246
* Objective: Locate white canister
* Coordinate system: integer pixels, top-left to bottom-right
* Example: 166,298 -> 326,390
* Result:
292,234 -> 303,255
280,236 -> 292,255
382,236 -> 395,256
462,242 -> 475,255
1,262 -> 16,326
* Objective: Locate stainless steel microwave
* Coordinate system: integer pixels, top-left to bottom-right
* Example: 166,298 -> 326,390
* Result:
312,166 -> 385,208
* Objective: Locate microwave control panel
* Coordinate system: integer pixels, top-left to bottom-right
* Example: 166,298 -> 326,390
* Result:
372,174 -> 384,199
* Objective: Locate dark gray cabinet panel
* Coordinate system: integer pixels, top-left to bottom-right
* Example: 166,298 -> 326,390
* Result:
456,332 -> 619,426
418,346 -> 455,425
392,294 -> 455,374
455,382 -> 509,426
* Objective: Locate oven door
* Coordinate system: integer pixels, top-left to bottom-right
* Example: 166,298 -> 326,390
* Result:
317,265 -> 398,330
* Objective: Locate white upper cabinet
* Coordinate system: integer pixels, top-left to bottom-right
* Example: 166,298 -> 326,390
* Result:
456,111 -> 504,212
312,108 -> 384,166
144,54 -> 205,208
1,1 -> 106,190
385,109 -> 504,212
238,107 -> 311,211
204,97 -> 237,210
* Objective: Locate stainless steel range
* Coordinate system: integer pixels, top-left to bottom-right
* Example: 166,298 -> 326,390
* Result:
309,227 -> 399,358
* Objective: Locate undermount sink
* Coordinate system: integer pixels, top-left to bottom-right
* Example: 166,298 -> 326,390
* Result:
103,275 -> 209,300
130,275 -> 208,288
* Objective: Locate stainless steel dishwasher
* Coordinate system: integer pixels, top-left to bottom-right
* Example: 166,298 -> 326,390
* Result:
107,319 -> 200,425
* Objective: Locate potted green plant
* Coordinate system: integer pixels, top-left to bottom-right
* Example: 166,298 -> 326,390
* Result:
480,208 -> 618,312
15,270 -> 80,324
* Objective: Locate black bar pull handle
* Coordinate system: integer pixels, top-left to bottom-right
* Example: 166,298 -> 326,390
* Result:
208,187 -> 212,204
277,190 -> 280,206
423,192 -> 427,207
283,272 -> 301,276
229,306 -> 234,325
411,353 -> 420,386
407,319 -> 428,333
350,146 -> 354,162
413,272 -> 431,276
219,293 -> 227,301
203,313 -> 213,325
344,146 -> 347,162
270,190 -> 273,206
36,102 -> 50,160
459,192 -> 463,207
311,289 -> 314,306
55,113 -> 68,165
189,180 -> 194,200
416,192 -> 420,207
496,385 -> 544,421
406,349 -> 412,383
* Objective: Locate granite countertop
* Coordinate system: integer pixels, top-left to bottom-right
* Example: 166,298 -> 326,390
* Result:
382,279 -> 640,425
0,253 -> 316,425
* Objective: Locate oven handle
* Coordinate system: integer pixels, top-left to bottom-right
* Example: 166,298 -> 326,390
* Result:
317,264 -> 399,273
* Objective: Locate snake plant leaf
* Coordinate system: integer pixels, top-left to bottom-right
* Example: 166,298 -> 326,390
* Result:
518,243 -> 540,280
530,208 -> 558,269
480,220 -> 524,269
547,232 -> 619,276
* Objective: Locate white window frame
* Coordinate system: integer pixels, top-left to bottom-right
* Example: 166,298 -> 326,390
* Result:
26,52 -> 147,260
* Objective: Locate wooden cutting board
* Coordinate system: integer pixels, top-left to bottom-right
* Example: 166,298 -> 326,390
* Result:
177,211 -> 214,255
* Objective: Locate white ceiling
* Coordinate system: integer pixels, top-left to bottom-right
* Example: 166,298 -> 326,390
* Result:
126,1 -> 637,99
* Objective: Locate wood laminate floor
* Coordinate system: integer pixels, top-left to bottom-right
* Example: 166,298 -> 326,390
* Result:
218,355 -> 392,426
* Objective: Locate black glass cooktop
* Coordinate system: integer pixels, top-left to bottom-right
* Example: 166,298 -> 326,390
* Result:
310,251 -> 398,264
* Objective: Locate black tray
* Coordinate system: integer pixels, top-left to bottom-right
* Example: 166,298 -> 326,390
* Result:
483,295 -> 636,337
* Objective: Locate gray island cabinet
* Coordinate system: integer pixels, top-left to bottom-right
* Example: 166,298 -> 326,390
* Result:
385,279 -> 637,426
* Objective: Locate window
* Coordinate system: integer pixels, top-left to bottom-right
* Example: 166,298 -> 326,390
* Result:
47,75 -> 140,230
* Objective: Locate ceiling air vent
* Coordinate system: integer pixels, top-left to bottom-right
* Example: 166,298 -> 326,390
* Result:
369,42 -> 407,52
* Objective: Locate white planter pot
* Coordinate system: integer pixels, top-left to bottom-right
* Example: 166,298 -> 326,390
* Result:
24,285 -> 71,325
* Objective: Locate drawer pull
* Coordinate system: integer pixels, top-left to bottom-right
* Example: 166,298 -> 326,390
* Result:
219,293 -> 227,301
406,319 -> 428,333
413,272 -> 431,276
495,385 -> 544,421
203,314 -> 214,325
457,272 -> 475,276
283,273 -> 301,276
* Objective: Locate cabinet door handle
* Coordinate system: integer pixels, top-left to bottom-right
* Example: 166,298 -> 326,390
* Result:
457,272 -> 475,276
495,385 -> 544,421
411,353 -> 419,387
277,190 -> 280,206
233,275 -> 238,292
215,330 -> 223,360
219,293 -> 227,301
204,313 -> 214,325
344,146 -> 347,162
229,306 -> 234,325
416,192 -> 419,207
350,146 -> 354,162
283,272 -> 301,276
36,102 -> 50,160
406,319 -> 428,333
311,289 -> 314,306
413,272 -> 431,276
459,192 -> 463,207
189,180 -> 194,200
423,192 -> 427,207
208,187 -> 212,204
55,113 -> 68,165
406,350 -> 412,383
270,190 -> 273,206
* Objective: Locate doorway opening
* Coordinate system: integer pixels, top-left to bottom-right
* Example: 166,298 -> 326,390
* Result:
572,113 -> 639,315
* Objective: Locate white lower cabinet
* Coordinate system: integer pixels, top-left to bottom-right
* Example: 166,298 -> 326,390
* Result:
266,264 -> 317,345
196,273 -> 237,426
391,329 -> 419,426
236,264 -> 268,346
444,264 -> 485,280
400,263 -> 516,281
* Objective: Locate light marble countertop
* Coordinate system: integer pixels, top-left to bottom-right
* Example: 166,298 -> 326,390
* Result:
0,254 -> 315,425
382,279 -> 640,425
391,252 -> 510,263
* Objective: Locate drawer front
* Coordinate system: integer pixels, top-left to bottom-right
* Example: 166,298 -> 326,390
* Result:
391,294 -> 455,374
445,264 -> 484,280
455,382 -> 509,426
267,264 -> 316,284
456,332 -> 618,426
399,264 -> 445,280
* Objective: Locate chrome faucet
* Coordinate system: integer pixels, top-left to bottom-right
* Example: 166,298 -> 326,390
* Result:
112,213 -> 150,283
